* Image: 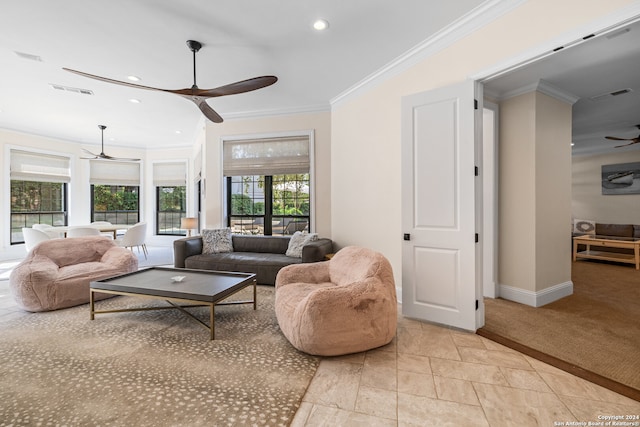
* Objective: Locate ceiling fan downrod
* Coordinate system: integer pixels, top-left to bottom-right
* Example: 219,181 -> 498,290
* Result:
186,40 -> 202,89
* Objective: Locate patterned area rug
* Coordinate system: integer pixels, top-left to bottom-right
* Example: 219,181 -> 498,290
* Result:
0,286 -> 318,426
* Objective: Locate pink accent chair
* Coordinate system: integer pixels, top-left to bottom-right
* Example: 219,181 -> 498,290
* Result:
275,246 -> 397,356
9,236 -> 138,312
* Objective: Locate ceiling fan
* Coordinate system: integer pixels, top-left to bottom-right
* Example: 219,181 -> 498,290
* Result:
82,125 -> 141,161
63,40 -> 277,123
605,124 -> 640,148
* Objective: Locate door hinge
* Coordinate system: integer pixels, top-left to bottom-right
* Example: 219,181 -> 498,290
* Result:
475,166 -> 479,176
403,233 -> 411,241
476,299 -> 479,310
474,99 -> 478,110
475,233 -> 479,243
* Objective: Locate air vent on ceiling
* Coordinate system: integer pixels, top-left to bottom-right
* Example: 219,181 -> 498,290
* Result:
14,51 -> 42,62
589,88 -> 633,102
49,84 -> 94,95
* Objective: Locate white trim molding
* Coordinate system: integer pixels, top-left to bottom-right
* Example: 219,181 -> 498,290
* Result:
494,79 -> 580,105
330,0 -> 527,108
499,281 -> 573,307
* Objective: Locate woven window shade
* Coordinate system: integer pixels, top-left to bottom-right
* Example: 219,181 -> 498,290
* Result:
223,136 -> 310,176
90,160 -> 140,186
153,162 -> 186,186
10,150 -> 71,183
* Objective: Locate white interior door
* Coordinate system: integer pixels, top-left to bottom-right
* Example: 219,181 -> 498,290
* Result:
401,80 -> 483,331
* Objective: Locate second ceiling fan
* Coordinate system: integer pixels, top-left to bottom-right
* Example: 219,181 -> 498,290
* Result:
605,124 -> 640,148
64,40 -> 277,123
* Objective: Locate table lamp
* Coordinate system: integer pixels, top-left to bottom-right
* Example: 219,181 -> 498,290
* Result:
181,217 -> 198,236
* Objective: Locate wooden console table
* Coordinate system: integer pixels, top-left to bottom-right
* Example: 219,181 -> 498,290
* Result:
573,235 -> 640,270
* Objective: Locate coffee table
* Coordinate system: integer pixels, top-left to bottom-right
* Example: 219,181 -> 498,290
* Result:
90,267 -> 257,340
573,234 -> 640,270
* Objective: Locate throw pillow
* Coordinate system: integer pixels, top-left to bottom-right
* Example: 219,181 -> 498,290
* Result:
285,231 -> 318,258
573,219 -> 596,235
201,228 -> 234,254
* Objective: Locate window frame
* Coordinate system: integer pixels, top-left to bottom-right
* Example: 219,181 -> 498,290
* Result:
156,185 -> 187,236
10,180 -> 68,245
221,131 -> 315,233
90,184 -> 140,225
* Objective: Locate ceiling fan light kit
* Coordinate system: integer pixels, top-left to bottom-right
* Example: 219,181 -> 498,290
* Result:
63,40 -> 278,123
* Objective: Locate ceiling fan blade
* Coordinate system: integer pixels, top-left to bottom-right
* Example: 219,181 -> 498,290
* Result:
614,140 -> 640,148
193,99 -> 224,123
605,136 -> 633,141
63,68 -> 177,93
82,148 -> 100,156
198,76 -> 278,98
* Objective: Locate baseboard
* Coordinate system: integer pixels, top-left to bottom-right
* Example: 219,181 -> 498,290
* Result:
499,281 -> 573,307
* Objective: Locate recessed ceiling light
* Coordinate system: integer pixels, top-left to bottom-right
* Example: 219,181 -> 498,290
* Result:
127,75 -> 141,82
313,19 -> 329,31
129,98 -> 141,104
175,130 -> 182,134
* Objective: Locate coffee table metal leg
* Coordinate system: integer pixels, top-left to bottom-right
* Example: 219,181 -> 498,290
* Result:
253,280 -> 257,310
210,303 -> 215,340
90,290 -> 95,320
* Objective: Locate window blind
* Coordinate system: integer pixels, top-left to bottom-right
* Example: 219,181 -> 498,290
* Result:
153,162 -> 186,186
10,149 -> 71,183
90,160 -> 140,186
223,136 -> 310,176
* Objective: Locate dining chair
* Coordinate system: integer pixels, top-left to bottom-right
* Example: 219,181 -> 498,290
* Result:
67,227 -> 102,238
22,228 -> 51,252
118,222 -> 148,259
91,221 -> 115,238
32,224 -> 64,239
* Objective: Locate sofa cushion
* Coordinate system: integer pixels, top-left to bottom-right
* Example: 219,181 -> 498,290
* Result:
202,228 -> 233,254
286,231 -> 318,258
595,223 -> 634,238
232,234 -> 291,254
185,252 -> 301,285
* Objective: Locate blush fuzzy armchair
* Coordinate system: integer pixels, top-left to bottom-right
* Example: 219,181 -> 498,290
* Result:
275,246 -> 397,356
9,236 -> 138,312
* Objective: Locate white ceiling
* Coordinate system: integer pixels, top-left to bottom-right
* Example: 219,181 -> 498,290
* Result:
0,0 -> 486,150
1,2 -> 638,156
484,18 -> 640,156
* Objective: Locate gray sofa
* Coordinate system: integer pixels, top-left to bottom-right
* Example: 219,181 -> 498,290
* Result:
173,234 -> 333,285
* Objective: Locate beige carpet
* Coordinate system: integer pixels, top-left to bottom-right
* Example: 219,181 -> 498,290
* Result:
479,259 -> 640,401
0,286 -> 319,426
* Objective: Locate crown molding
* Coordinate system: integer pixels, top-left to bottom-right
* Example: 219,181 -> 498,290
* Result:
223,104 -> 330,121
497,79 -> 580,104
330,0 -> 527,108
472,3 -> 640,82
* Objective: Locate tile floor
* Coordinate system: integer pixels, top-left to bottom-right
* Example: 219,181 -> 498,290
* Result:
2,255 -> 639,426
291,315 -> 640,426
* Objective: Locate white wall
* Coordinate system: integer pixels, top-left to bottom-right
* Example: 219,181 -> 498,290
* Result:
0,128 -> 192,258
330,0 -> 635,289
572,149 -> 640,225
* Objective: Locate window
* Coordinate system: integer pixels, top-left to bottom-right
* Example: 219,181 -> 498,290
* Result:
9,150 -> 70,244
90,160 -> 140,225
156,187 -> 186,235
91,185 -> 139,224
154,162 -> 187,235
227,174 -> 310,235
223,134 -> 312,235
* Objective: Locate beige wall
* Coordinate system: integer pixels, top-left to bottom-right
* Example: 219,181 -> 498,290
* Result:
330,0 -> 633,288
572,150 -> 640,225
202,112 -> 331,237
534,93 -> 572,291
498,93 -> 537,291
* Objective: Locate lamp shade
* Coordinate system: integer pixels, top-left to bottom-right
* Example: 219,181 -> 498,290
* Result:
181,217 -> 198,230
